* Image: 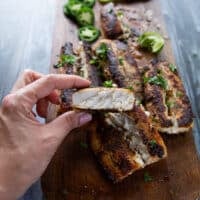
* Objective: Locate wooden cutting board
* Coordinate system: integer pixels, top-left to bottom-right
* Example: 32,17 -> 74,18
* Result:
42,0 -> 200,199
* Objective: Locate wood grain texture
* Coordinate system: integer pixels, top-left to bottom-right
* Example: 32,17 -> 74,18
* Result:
42,0 -> 200,199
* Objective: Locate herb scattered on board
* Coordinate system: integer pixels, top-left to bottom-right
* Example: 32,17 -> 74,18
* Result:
169,63 -> 177,72
54,54 -> 76,68
80,141 -> 88,149
144,172 -> 153,182
95,43 -> 108,59
135,99 -> 142,106
103,80 -> 113,88
126,86 -> 134,91
143,75 -> 167,90
119,57 -> 124,65
166,101 -> 175,109
116,10 -> 124,19
149,139 -> 157,148
176,91 -> 183,98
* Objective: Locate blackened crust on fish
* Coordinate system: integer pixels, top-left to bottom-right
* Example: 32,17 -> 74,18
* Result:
129,105 -> 167,158
58,42 -> 78,114
144,61 -> 193,133
177,105 -> 193,127
83,42 -> 102,86
62,42 -> 76,75
88,120 -> 142,182
106,45 -> 125,87
124,52 -> 138,66
101,3 -> 123,39
145,85 -> 173,127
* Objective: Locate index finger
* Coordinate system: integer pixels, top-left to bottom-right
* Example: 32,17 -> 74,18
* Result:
15,74 -> 91,109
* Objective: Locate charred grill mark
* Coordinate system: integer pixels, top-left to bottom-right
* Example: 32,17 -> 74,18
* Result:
144,61 -> 193,133
89,119 -> 143,182
115,40 -> 128,51
147,141 -> 164,158
106,45 -> 125,87
83,42 -> 102,86
58,42 -> 78,114
124,53 -> 138,66
177,107 -> 193,127
101,3 -> 123,39
131,105 -> 166,157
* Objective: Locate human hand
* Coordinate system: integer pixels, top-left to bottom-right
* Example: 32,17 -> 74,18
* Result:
0,70 -> 92,200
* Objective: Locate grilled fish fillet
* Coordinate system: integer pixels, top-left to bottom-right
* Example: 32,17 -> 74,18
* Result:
144,61 -> 193,134
100,4 -> 156,73
101,3 -> 123,39
57,42 -> 78,114
92,39 -> 143,100
72,88 -> 135,111
88,104 -> 167,182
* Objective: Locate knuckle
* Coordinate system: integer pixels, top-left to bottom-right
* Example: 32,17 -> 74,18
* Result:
23,69 -> 34,77
45,74 -> 55,84
1,94 -> 17,110
65,113 -> 78,129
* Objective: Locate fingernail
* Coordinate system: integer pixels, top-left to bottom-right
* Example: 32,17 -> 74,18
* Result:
79,113 -> 92,126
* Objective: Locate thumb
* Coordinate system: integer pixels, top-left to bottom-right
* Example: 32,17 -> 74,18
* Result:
46,111 -> 92,139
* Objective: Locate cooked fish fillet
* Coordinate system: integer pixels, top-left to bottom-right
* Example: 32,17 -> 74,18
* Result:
144,61 -> 193,134
57,42 -> 79,114
58,42 -> 101,114
88,105 -> 167,182
101,3 -> 123,39
100,4 -> 157,73
72,88 -> 135,111
77,42 -> 102,86
92,39 -> 143,100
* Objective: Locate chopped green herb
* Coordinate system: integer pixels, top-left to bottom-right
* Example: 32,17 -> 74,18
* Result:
143,75 -> 167,90
89,56 -> 98,65
80,142 -> 88,149
95,43 -> 108,59
169,63 -> 177,72
126,86 -> 133,91
138,32 -> 164,53
144,172 -> 153,182
152,117 -> 158,123
61,54 -> 76,65
103,80 -> 113,88
166,101 -> 175,109
135,99 -> 142,105
149,139 -> 157,148
117,10 -> 124,19
176,91 -> 183,97
119,57 -> 124,65
55,54 -> 76,68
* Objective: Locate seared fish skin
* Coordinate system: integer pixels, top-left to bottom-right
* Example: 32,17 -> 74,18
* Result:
57,42 -> 78,114
144,61 -> 193,134
88,105 -> 167,182
101,3 -> 123,39
92,39 -> 143,100
72,88 -> 135,111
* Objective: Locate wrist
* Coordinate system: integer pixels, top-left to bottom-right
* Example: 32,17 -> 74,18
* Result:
0,155 -> 28,200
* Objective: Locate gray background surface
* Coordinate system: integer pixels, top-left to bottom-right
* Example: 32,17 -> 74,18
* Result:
0,0 -> 199,199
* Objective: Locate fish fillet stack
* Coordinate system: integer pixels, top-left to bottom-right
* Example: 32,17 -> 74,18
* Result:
55,3 -> 193,182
